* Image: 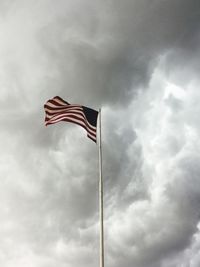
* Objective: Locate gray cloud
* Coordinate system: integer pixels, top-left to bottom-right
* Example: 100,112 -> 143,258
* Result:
36,0 -> 200,106
1,1 -> 200,267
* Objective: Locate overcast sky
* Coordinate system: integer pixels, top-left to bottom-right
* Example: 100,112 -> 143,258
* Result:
1,0 -> 200,266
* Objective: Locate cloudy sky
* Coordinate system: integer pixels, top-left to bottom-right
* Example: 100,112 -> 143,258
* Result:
1,0 -> 200,266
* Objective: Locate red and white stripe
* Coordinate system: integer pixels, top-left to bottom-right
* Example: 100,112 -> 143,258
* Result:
44,96 -> 97,142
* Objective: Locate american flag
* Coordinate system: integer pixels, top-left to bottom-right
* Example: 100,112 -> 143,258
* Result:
44,96 -> 98,143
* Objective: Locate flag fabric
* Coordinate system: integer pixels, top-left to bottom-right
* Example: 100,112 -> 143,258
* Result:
44,96 -> 98,143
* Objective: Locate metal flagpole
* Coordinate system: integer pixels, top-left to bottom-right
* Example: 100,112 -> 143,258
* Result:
98,108 -> 104,267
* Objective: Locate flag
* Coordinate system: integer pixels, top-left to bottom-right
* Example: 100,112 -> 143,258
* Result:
44,96 -> 98,143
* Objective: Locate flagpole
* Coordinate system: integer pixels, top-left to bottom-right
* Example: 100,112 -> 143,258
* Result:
98,108 -> 104,267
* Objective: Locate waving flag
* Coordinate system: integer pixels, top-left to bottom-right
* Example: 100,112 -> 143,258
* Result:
44,96 -> 98,142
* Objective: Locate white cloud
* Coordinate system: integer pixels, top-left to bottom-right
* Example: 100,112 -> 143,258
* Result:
1,1 -> 200,267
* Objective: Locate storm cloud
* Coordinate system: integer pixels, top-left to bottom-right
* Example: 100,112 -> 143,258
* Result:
1,0 -> 200,267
